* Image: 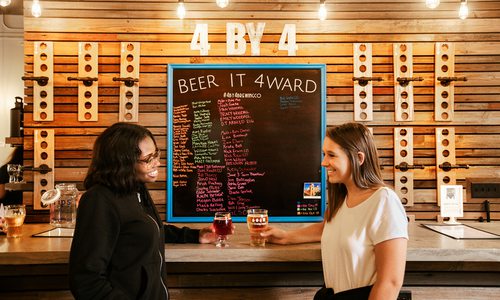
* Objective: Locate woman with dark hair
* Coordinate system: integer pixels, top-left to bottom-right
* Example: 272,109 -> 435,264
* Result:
262,123 -> 408,300
69,122 -> 217,300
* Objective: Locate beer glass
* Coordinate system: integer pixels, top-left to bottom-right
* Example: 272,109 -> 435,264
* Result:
3,204 -> 26,238
7,164 -> 18,183
247,208 -> 268,247
213,212 -> 232,247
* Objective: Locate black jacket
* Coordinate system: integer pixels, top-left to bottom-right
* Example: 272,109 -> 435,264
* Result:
69,184 -> 199,300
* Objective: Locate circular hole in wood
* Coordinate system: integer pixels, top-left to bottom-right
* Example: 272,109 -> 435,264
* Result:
441,44 -> 449,51
40,53 -> 47,61
400,129 -> 407,136
360,101 -> 367,109
126,102 -> 133,110
84,43 -> 92,51
442,129 -> 449,136
127,65 -> 134,73
125,113 -> 133,120
84,54 -> 92,61
41,131 -> 48,138
41,141 -> 48,149
85,101 -> 92,109
359,65 -> 367,73
441,112 -> 449,120
441,101 -> 449,109
443,176 -> 451,184
443,150 -> 450,157
360,112 -> 367,120
400,176 -> 408,184
40,43 -> 47,50
441,54 -> 448,62
401,112 -> 409,120
41,152 -> 48,160
442,139 -> 449,146
85,91 -> 92,98
85,112 -> 92,120
40,179 -> 48,186
359,92 -> 367,100
401,102 -> 409,109
359,54 -> 366,62
441,91 -> 449,98
40,112 -> 47,120
127,43 -> 134,51
441,65 -> 448,73
40,64 -> 48,72
127,54 -> 134,62
400,55 -> 407,62
401,91 -> 408,99
400,150 -> 407,157
400,65 -> 408,73
399,44 -> 407,52
401,198 -> 408,205
40,90 -> 47,98
85,64 -> 92,72
41,189 -> 47,197
359,44 -> 366,51
401,187 -> 408,194
126,91 -> 134,99
40,101 -> 47,109
400,139 -> 408,147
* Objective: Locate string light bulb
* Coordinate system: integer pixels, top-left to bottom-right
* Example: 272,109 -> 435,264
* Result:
0,0 -> 12,7
216,0 -> 229,8
318,0 -> 327,21
177,0 -> 186,19
458,0 -> 469,19
425,0 -> 440,9
32,0 -> 42,17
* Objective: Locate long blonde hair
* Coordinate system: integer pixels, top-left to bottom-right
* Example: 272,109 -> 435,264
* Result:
325,123 -> 384,221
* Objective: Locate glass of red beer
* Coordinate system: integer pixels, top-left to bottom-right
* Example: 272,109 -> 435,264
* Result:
213,212 -> 232,247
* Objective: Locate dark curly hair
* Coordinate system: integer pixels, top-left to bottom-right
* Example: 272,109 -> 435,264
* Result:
84,122 -> 157,195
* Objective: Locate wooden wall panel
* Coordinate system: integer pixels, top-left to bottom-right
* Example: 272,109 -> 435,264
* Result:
21,0 -> 500,222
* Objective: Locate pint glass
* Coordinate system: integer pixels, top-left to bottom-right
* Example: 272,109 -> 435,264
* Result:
246,208 -> 268,247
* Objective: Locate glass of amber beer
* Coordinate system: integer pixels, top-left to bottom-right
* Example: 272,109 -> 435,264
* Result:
247,208 -> 268,247
213,212 -> 232,247
3,204 -> 26,238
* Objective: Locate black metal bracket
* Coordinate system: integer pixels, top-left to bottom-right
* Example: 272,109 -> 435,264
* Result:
395,162 -> 425,172
352,76 -> 383,87
437,76 -> 467,87
23,164 -> 53,175
67,76 -> 98,87
438,162 -> 469,172
396,76 -> 423,87
22,76 -> 49,86
113,77 -> 139,87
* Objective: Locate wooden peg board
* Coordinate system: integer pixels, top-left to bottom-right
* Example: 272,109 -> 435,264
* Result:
435,42 -> 455,122
394,127 -> 414,206
119,42 -> 140,122
33,129 -> 55,210
78,42 -> 99,121
353,43 -> 373,121
436,127 -> 456,206
393,43 -> 414,121
33,42 -> 54,122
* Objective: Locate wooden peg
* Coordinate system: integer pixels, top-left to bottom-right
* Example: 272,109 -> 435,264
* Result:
33,42 -> 54,122
118,42 -> 140,122
435,42 -> 455,122
77,42 -> 99,121
33,129 -> 55,210
436,127 -> 456,206
353,43 -> 374,121
394,127 -> 414,206
394,43 -> 418,121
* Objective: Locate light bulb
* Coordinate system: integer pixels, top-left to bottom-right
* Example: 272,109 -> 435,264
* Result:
0,0 -> 12,7
32,0 -> 42,18
216,0 -> 229,8
177,1 -> 186,19
425,0 -> 440,9
459,1 -> 469,20
318,2 -> 327,21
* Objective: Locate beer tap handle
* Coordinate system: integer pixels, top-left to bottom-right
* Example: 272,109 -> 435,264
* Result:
67,76 -> 98,87
437,76 -> 467,87
394,162 -> 425,172
438,162 -> 470,172
22,76 -> 49,86
352,76 -> 383,87
113,77 -> 139,87
396,76 -> 424,87
23,164 -> 53,175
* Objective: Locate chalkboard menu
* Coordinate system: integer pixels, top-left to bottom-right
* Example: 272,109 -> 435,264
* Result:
167,64 -> 326,222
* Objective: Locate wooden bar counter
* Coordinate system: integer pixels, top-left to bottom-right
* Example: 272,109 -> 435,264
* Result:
1,222 -> 500,299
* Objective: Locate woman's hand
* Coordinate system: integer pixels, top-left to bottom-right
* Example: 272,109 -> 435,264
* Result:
198,224 -> 235,244
260,226 -> 290,245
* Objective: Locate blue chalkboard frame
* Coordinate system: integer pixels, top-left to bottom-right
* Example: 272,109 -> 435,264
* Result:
167,64 -> 326,223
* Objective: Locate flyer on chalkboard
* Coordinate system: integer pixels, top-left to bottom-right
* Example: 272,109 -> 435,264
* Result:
167,64 -> 326,222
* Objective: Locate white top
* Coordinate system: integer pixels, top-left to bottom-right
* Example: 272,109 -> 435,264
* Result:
321,187 -> 408,293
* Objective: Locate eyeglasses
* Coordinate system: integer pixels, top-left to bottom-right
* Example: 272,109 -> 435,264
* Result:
138,149 -> 161,167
